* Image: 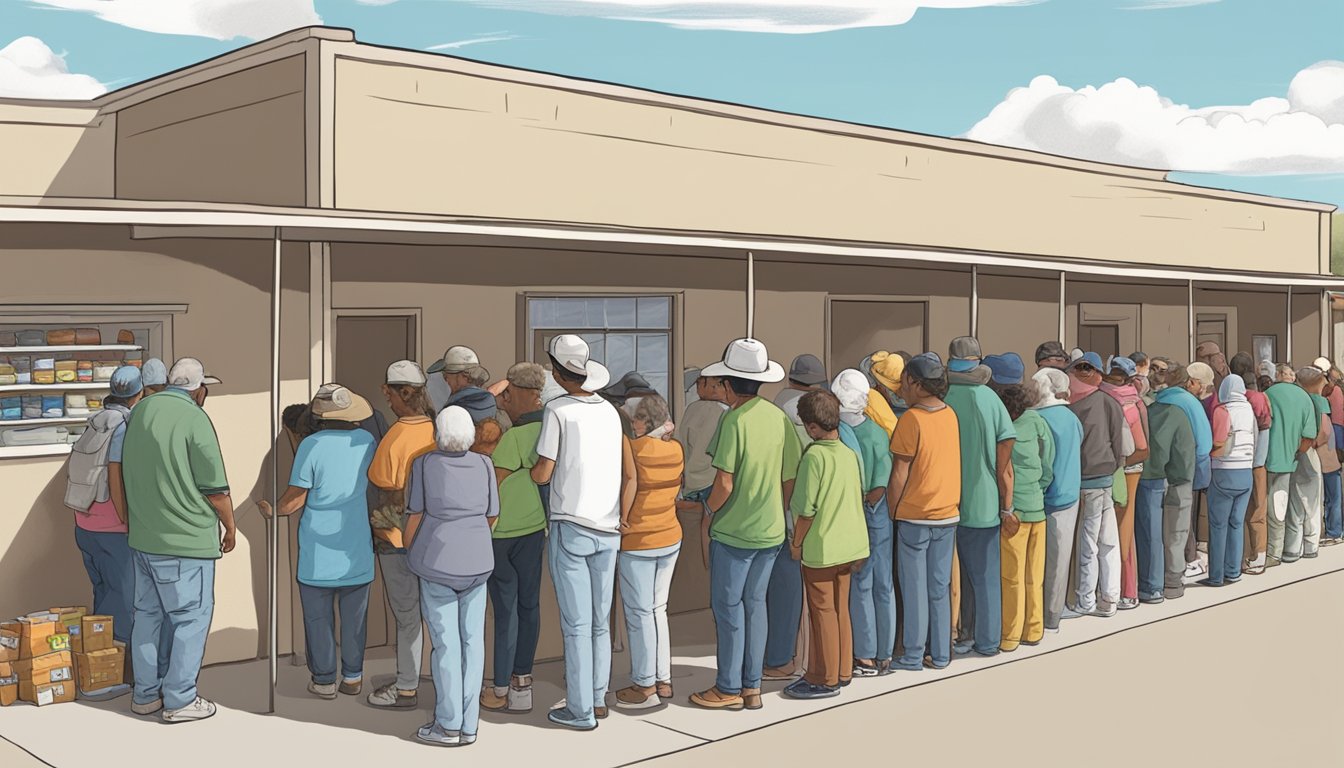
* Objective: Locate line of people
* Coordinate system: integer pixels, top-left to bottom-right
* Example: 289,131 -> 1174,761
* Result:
68,332 -> 1344,744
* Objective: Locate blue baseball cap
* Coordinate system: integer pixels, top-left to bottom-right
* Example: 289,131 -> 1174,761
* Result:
1068,352 -> 1105,373
1107,355 -> 1138,378
141,357 -> 168,387
984,353 -> 1025,385
109,365 -> 143,398
906,352 -> 946,380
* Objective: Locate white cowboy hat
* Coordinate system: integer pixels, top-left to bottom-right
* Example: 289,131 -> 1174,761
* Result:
548,334 -> 611,391
701,338 -> 785,383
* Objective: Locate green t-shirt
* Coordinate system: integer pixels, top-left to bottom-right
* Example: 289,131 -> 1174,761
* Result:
708,397 -> 803,549
123,389 -> 230,559
490,418 -> 547,539
1010,410 -> 1055,521
790,440 -> 870,568
1265,383 -> 1318,474
944,383 -> 1016,528
852,417 -> 893,494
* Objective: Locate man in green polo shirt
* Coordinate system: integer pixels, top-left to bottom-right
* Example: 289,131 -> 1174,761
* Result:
482,362 -> 549,715
122,358 -> 236,724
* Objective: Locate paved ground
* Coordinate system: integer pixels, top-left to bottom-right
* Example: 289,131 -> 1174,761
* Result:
3,552 -> 1343,767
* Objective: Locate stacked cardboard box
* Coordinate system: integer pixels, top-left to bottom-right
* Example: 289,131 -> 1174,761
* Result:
0,608 -> 123,707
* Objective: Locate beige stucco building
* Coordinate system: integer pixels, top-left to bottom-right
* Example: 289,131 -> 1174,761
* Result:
0,27 -> 1337,673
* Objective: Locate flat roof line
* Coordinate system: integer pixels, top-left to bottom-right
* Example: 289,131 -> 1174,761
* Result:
0,199 -> 1337,288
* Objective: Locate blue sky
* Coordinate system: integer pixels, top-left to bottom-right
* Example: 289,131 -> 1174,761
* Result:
2,0 -> 1341,207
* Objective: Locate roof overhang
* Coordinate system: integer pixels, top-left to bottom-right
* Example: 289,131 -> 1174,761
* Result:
0,197 -> 1339,289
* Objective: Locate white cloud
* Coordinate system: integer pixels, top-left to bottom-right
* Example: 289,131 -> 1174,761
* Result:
965,61 -> 1344,175
369,1 -> 1039,34
26,0 -> 321,42
427,33 -> 519,50
0,36 -> 106,99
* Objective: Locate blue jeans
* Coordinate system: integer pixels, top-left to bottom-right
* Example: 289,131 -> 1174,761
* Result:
764,542 -> 802,670
709,539 -> 780,694
895,522 -> 955,670
548,521 -> 619,720
130,550 -> 215,710
851,499 -> 896,662
1207,468 -> 1252,585
420,580 -> 487,737
487,530 -> 545,687
74,528 -> 134,643
618,543 -> 681,687
1324,469 -> 1342,540
956,525 -> 1001,655
1133,477 -> 1167,599
298,582 -> 371,685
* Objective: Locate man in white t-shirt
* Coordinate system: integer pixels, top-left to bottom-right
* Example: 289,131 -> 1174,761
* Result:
531,335 -> 635,731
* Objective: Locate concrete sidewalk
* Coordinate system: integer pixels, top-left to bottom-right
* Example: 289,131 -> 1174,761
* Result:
2,549 -> 1342,767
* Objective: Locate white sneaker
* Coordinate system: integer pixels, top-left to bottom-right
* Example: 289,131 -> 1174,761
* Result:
507,676 -> 533,713
308,680 -> 337,700
416,723 -> 462,747
1184,561 -> 1206,579
162,697 -> 217,723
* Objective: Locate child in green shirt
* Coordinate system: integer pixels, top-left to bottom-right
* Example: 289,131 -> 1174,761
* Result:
784,391 -> 869,700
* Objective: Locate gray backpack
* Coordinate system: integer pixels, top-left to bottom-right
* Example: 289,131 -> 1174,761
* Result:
64,409 -> 126,512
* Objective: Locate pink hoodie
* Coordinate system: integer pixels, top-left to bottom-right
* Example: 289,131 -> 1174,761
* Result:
1101,381 -> 1149,455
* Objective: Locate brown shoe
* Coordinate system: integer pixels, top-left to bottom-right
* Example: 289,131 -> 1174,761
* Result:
742,687 -> 762,710
614,685 -> 661,710
689,686 -> 744,710
481,685 -> 509,712
761,665 -> 795,681
656,680 -> 673,700
595,706 -> 609,720
338,678 -> 362,696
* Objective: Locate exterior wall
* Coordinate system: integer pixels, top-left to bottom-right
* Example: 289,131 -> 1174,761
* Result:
330,55 -> 1324,275
978,273 -> 1060,357
0,104 -> 114,198
0,225 -> 312,665
115,56 -> 308,206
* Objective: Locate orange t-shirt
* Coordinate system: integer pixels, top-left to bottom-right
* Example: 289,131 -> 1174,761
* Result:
622,436 -> 685,552
888,404 -> 961,524
368,416 -> 435,491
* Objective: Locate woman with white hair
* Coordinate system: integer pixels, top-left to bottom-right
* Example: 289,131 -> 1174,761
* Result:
613,393 -> 684,709
1030,368 -> 1085,633
834,369 -> 897,676
404,406 -> 499,747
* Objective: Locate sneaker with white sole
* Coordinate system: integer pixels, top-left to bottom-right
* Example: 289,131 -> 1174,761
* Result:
367,683 -> 418,708
1118,597 -> 1140,611
507,674 -> 533,713
131,697 -> 163,716
162,697 -> 217,723
1184,561 -> 1206,579
416,723 -> 462,747
308,680 -> 337,700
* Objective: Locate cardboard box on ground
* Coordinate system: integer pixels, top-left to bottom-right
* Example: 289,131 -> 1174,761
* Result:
0,607 -> 123,707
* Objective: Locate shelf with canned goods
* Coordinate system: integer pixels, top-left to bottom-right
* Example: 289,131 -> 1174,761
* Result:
0,345 -> 143,354
0,382 -> 113,394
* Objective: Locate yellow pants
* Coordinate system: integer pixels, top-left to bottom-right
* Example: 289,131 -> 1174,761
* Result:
1000,519 -> 1046,651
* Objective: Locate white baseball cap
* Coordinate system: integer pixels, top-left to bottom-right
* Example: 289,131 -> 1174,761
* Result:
428,345 -> 480,375
1313,356 -> 1334,373
386,360 -> 427,386
548,335 -> 611,391
701,338 -> 785,383
167,357 -> 222,391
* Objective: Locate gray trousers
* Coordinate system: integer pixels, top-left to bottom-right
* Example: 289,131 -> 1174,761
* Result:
1286,451 -> 1323,562
1267,470 -> 1293,561
1043,502 -> 1080,629
378,552 -> 424,690
1162,482 -> 1193,596
1075,488 -> 1120,612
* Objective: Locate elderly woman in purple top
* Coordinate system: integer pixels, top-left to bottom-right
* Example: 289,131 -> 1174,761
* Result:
404,406 -> 499,748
